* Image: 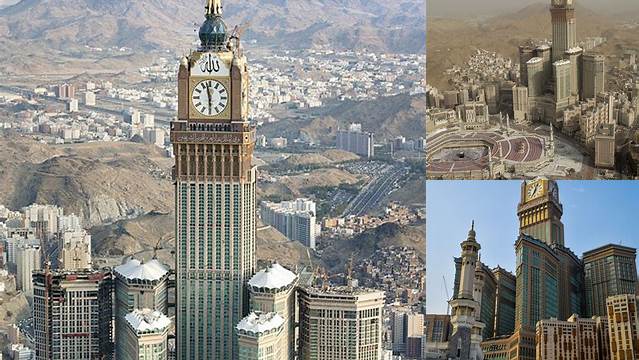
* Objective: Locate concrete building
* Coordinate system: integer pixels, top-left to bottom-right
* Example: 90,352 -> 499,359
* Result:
553,59 -> 573,111
389,306 -> 424,355
16,243 -> 41,297
583,244 -> 637,317
527,58 -> 545,98
237,311 -> 287,360
22,204 -> 63,240
455,102 -> 490,130
55,83 -> 75,99
84,91 -> 96,106
260,199 -> 318,249
114,257 -> 170,359
594,124 -> 616,169
124,108 -> 141,125
513,86 -> 530,123
247,263 -> 298,359
170,1 -> 257,357
67,98 -> 79,113
32,268 -> 113,360
58,229 -> 91,270
535,315 -> 609,360
606,294 -> 639,360
582,54 -> 606,99
336,123 -> 375,158
453,258 -> 497,339
298,286 -> 385,360
565,47 -> 583,98
120,309 -> 171,360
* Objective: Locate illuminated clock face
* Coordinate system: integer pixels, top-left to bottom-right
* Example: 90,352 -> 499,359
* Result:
527,182 -> 543,200
191,80 -> 228,116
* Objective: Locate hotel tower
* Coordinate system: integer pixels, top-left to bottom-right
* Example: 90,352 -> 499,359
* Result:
170,0 -> 256,358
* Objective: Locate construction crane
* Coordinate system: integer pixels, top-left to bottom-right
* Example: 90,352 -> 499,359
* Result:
443,275 -> 452,315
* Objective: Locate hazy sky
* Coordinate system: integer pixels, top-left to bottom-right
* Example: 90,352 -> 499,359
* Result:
428,0 -> 638,18
425,181 -> 639,315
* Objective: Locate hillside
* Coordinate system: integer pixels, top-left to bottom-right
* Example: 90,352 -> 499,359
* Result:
321,222 -> 425,272
0,0 -> 425,73
259,94 -> 426,144
91,213 -> 322,269
427,2 -> 617,89
0,135 -> 174,226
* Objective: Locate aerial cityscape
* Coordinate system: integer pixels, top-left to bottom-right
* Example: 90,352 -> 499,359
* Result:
0,0 -> 426,359
3,0 -> 639,359
425,180 -> 639,359
427,0 -> 639,179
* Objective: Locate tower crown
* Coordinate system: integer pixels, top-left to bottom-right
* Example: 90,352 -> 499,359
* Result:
199,0 -> 228,50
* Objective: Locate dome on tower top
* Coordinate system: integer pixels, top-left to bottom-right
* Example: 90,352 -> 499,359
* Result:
199,15 -> 228,50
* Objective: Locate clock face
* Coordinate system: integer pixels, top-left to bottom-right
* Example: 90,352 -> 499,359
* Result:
191,80 -> 228,116
527,182 -> 543,200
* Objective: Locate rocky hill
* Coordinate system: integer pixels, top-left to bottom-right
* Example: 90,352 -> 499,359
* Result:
0,135 -> 173,226
0,0 -> 424,54
321,222 -> 425,272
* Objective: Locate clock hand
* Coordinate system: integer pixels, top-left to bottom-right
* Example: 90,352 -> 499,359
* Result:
206,82 -> 213,114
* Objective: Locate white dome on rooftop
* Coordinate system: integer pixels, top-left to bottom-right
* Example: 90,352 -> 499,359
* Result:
114,258 -> 169,282
248,263 -> 297,290
236,312 -> 284,335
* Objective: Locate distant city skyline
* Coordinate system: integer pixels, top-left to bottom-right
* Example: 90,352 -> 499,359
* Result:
426,180 -> 639,315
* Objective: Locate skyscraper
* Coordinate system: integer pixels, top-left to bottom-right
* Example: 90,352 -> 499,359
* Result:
517,178 -> 564,247
582,54 -> 606,99
32,268 -> 113,359
114,258 -> 170,359
492,267 -> 516,337
120,309 -> 172,360
550,0 -> 577,62
246,263 -> 298,359
170,0 -> 256,358
553,59 -> 573,111
298,286 -> 384,360
583,244 -> 638,317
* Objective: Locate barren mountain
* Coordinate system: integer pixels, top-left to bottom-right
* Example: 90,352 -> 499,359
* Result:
0,135 -> 174,226
0,0 -> 425,56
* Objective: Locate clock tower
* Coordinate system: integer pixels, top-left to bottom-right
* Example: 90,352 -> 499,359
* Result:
171,1 -> 256,359
550,0 -> 577,62
517,178 -> 564,246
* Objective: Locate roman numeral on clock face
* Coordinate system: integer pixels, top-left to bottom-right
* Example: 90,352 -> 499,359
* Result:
191,80 -> 228,116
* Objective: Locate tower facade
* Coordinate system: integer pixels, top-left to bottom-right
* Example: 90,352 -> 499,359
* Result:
298,286 -> 384,360
447,222 -> 484,360
171,0 -> 256,358
32,268 -> 113,360
114,258 -> 170,359
583,244 -> 638,317
247,263 -> 298,359
607,294 -> 639,360
517,178 -> 564,247
582,54 -> 606,99
550,0 -> 577,62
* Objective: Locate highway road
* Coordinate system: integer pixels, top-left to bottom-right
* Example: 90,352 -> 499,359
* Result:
342,165 -> 408,217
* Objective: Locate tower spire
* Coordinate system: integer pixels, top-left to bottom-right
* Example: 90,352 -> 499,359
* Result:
207,0 -> 222,16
